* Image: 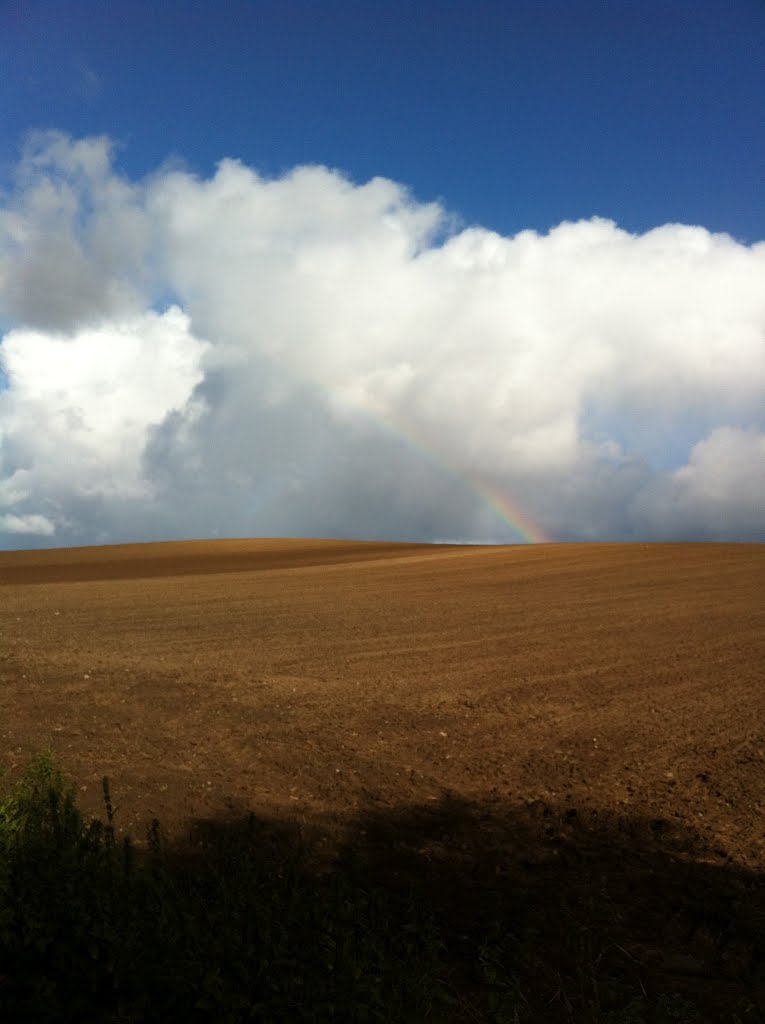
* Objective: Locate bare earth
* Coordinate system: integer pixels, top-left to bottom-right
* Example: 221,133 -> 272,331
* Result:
3,539 -> 765,1013
1,539 -> 762,866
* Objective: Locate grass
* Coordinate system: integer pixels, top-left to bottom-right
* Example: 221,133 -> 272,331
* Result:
0,752 -> 449,1022
0,752 -> 761,1023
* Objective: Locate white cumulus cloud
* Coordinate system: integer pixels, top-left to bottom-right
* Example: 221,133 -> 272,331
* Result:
0,132 -> 763,548
0,512 -> 55,536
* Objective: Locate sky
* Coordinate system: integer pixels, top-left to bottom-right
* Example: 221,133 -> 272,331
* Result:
0,0 -> 763,548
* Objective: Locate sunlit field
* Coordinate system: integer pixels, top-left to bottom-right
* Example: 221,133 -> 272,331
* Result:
1,540 -> 763,1021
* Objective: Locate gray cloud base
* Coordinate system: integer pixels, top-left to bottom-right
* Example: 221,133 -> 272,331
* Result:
1,133 -> 763,548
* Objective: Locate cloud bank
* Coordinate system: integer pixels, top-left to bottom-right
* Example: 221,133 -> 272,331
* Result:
1,132 -> 763,548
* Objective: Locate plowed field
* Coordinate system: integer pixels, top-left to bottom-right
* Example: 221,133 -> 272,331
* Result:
1,540 -> 762,862
3,540 -> 765,1013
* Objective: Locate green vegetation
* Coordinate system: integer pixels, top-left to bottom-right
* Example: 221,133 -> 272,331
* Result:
0,752 -> 447,1022
0,753 -> 760,1022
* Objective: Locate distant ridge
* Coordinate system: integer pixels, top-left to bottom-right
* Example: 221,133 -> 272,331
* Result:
0,537 -> 467,585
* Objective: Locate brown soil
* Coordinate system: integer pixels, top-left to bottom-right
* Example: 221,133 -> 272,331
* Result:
1,539 -> 764,1013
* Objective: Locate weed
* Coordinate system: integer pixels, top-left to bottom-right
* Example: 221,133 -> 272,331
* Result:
0,753 -> 448,1022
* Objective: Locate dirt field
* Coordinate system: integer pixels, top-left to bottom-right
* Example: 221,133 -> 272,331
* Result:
2,539 -> 765,1013
0,538 -> 762,858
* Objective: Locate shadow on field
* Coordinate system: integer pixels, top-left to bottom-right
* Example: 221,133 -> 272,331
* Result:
176,795 -> 765,1023
2,758 -> 764,1023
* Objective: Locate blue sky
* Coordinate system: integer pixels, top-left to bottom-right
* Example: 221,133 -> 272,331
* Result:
2,0 -> 763,242
0,1 -> 763,547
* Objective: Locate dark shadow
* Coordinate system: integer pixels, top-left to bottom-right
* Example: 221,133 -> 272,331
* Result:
170,796 -> 765,1022
2,784 -> 763,1022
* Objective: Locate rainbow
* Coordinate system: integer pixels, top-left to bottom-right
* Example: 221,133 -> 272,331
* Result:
264,354 -> 551,544
468,475 -> 550,544
344,400 -> 551,544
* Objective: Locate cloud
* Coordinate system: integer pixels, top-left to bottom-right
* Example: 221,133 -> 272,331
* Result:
0,132 -> 763,548
0,512 -> 55,536
0,307 -> 208,543
630,427 -> 765,541
0,133 -> 150,331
